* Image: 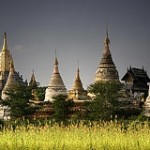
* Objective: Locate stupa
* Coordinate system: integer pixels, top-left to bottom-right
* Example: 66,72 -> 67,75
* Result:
44,53 -> 67,101
95,28 -> 119,82
0,33 -> 26,92
68,66 -> 89,100
1,60 -> 20,100
0,33 -> 13,90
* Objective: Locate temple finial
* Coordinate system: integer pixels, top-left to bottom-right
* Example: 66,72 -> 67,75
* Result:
104,23 -> 110,45
2,32 -> 8,51
77,60 -> 79,71
54,48 -> 58,65
77,60 -> 80,79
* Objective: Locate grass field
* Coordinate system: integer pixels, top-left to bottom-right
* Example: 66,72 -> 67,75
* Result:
0,120 -> 150,150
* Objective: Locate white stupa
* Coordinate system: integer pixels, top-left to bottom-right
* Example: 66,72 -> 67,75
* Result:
44,54 -> 67,102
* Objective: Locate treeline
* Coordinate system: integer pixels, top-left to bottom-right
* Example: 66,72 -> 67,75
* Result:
0,81 -> 143,123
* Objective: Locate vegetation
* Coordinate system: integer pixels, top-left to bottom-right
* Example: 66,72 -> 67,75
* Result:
0,120 -> 150,149
84,81 -> 121,120
52,95 -> 74,122
1,85 -> 38,119
36,86 -> 46,100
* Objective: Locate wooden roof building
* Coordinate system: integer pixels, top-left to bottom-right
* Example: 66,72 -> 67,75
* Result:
122,67 -> 150,93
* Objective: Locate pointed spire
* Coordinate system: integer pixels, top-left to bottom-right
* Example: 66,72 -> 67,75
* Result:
29,69 -> 37,88
104,24 -> 110,45
45,51 -> 67,101
76,62 -> 80,81
76,60 -> 80,80
0,32 -> 13,72
103,24 -> 111,56
53,49 -> 59,73
72,62 -> 84,91
2,32 -> 8,51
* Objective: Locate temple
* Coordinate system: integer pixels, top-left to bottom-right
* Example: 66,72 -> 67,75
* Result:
29,70 -> 38,88
95,28 -> 119,82
0,33 -> 26,93
29,71 -> 39,101
0,33 -> 14,90
68,66 -> 89,101
1,60 -> 24,100
0,29 -> 150,119
122,67 -> 150,95
44,53 -> 67,101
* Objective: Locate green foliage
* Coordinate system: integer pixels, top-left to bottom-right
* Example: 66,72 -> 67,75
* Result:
36,86 -> 46,100
52,95 -> 74,122
85,81 -> 122,120
1,85 -> 37,119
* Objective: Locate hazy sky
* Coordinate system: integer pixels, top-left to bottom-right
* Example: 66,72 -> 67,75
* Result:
0,0 -> 150,89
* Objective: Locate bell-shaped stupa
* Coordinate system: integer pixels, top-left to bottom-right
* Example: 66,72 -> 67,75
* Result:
95,27 -> 119,82
1,60 -> 19,100
44,52 -> 67,101
68,65 -> 88,100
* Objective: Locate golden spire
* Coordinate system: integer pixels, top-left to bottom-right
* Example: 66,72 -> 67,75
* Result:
72,62 -> 84,91
76,60 -> 80,80
2,32 -> 8,51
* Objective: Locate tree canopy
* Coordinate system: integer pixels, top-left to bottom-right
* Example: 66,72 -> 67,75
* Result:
52,95 -> 74,122
1,85 -> 38,119
85,81 -> 122,120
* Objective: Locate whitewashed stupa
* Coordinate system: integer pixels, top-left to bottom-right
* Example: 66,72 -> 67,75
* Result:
44,54 -> 67,101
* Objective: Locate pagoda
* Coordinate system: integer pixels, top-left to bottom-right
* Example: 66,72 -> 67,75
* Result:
0,33 -> 13,90
44,53 -> 67,101
68,66 -> 89,101
29,70 -> 39,101
0,33 -> 26,92
95,28 -> 119,82
29,70 -> 38,88
1,60 -> 20,100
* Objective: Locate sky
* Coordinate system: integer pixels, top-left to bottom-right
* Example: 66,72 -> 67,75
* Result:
0,0 -> 150,89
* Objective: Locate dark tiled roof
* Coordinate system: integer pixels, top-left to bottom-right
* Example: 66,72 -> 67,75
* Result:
122,67 -> 150,82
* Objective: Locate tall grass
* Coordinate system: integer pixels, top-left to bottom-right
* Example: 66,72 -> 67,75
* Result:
0,120 -> 150,150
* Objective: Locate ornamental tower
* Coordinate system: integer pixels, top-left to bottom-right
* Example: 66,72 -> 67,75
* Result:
0,33 -> 14,90
1,60 -> 19,100
68,65 -> 88,100
29,70 -> 37,89
44,53 -> 67,101
95,28 -> 119,82
29,70 -> 39,101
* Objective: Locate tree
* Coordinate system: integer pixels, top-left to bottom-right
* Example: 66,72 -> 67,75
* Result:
85,81 -> 121,120
52,95 -> 74,122
1,85 -> 38,119
36,86 -> 46,100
